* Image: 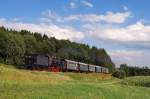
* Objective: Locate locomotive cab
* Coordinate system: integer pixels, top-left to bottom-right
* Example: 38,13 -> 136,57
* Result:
24,54 -> 49,70
49,58 -> 66,72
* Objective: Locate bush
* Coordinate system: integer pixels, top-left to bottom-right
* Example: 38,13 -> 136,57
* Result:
112,70 -> 126,79
0,57 -> 4,63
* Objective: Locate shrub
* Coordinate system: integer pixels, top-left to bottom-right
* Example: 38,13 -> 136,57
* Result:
112,70 -> 126,79
0,57 -> 4,63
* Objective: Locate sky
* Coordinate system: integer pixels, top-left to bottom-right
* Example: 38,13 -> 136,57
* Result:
0,0 -> 150,67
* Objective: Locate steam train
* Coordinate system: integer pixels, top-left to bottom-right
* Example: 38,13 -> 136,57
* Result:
24,54 -> 109,73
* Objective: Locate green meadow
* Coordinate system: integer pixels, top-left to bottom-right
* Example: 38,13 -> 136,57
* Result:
0,64 -> 150,99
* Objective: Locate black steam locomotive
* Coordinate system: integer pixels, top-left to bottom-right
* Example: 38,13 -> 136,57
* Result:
24,54 -> 109,73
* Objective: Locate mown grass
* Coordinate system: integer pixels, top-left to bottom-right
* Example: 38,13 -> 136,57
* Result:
0,64 -> 150,99
122,76 -> 150,87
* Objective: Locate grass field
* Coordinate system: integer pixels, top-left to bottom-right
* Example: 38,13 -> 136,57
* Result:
122,76 -> 150,87
0,64 -> 150,99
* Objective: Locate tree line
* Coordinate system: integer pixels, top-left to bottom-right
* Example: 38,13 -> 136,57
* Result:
112,64 -> 150,79
0,26 -> 115,72
119,64 -> 150,76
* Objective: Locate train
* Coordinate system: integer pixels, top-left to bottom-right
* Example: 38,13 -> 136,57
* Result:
24,54 -> 109,73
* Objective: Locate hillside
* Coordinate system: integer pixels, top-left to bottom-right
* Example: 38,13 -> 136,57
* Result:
0,64 -> 150,99
0,26 -> 115,72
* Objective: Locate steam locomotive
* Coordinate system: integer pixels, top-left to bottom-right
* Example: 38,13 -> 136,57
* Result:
24,54 -> 109,73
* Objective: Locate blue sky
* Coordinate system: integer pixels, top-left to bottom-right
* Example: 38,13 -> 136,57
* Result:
0,0 -> 150,67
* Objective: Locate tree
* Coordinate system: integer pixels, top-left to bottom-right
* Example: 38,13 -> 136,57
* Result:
0,29 -> 9,61
38,39 -> 55,55
120,64 -> 129,76
5,33 -> 25,65
34,33 -> 43,41
112,70 -> 126,79
23,35 -> 38,54
119,64 -> 150,76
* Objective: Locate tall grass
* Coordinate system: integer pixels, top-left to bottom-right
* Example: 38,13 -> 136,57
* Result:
122,76 -> 150,87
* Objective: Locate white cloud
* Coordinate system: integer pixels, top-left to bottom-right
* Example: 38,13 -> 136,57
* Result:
0,18 -> 84,41
69,0 -> 93,8
10,17 -> 24,22
123,5 -> 128,11
64,11 -> 131,24
0,18 -> 6,24
41,10 -> 62,22
109,50 -> 142,60
82,0 -> 93,8
39,10 -> 150,43
102,11 -> 131,23
88,21 -> 150,42
109,50 -> 150,66
69,2 -> 76,8
40,9 -> 131,24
